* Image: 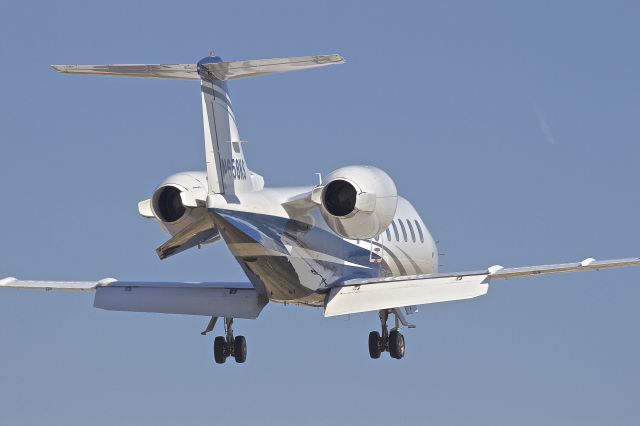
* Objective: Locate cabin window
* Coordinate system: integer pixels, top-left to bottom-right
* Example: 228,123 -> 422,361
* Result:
415,219 -> 424,243
391,221 -> 399,241
385,228 -> 391,241
406,219 -> 416,242
398,219 -> 408,242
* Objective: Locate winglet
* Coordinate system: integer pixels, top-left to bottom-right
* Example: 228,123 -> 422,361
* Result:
0,277 -> 18,286
487,265 -> 504,275
580,258 -> 596,267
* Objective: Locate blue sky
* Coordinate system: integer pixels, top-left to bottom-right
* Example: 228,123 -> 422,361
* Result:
1,1 -> 639,424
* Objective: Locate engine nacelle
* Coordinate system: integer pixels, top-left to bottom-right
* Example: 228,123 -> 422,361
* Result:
145,171 -> 212,237
318,165 -> 397,239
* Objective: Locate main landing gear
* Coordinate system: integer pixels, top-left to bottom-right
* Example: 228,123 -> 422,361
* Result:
368,309 -> 406,360
202,317 -> 247,364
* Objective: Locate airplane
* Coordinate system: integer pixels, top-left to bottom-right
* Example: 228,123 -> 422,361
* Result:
1,52 -> 639,364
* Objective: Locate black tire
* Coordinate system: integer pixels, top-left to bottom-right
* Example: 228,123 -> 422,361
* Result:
214,336 -> 227,364
234,336 -> 247,363
388,330 -> 405,359
368,331 -> 382,359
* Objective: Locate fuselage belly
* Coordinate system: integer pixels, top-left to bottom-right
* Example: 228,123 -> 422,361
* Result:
210,190 -> 438,306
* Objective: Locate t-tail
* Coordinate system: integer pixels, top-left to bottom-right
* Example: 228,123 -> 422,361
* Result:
52,53 -> 345,198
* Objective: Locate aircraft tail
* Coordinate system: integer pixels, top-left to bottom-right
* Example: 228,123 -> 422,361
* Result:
52,54 -> 345,197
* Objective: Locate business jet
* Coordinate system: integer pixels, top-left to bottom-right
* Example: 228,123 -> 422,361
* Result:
1,53 -> 638,364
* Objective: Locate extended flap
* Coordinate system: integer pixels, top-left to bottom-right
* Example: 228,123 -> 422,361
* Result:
324,274 -> 490,317
94,284 -> 267,318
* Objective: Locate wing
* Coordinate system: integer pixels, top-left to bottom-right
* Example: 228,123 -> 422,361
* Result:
0,277 -> 267,318
324,257 -> 640,316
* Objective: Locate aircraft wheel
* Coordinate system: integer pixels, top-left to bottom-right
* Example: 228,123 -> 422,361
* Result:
368,331 -> 382,359
234,336 -> 247,363
388,330 -> 405,359
214,336 -> 227,364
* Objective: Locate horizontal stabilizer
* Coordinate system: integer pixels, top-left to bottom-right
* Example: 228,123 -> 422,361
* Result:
52,64 -> 198,79
52,54 -> 345,81
200,54 -> 345,80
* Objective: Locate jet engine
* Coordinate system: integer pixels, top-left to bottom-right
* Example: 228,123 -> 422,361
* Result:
317,165 -> 397,239
139,171 -> 209,234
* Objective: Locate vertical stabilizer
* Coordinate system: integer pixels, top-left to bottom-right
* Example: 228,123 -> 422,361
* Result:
199,56 -> 256,196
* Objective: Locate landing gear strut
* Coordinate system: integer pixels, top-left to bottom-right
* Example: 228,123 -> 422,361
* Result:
210,317 -> 247,364
368,309 -> 405,360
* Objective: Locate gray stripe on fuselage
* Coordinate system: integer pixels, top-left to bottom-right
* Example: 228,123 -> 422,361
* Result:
395,245 -> 424,274
370,241 -> 407,275
200,85 -> 233,108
